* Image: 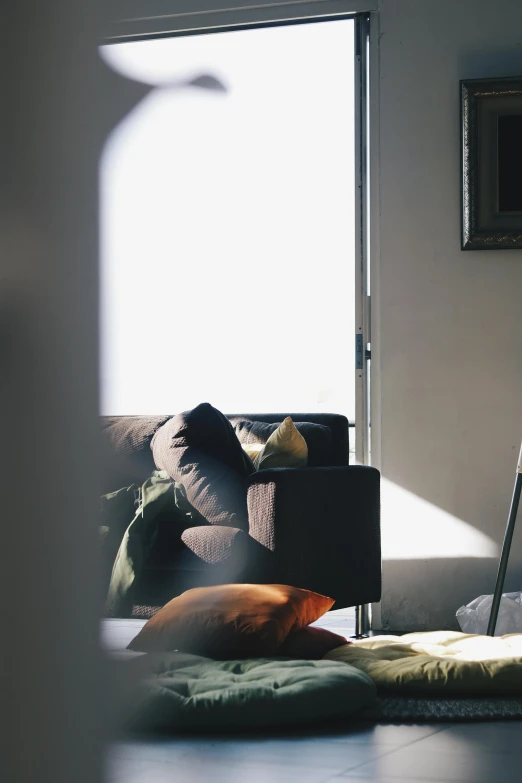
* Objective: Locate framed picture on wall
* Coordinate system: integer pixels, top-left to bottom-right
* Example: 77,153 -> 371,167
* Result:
461,75 -> 522,250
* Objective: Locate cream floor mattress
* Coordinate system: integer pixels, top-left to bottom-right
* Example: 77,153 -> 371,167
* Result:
325,631 -> 522,695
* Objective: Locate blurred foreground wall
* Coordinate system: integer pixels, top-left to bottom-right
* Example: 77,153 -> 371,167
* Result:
0,3 -> 142,781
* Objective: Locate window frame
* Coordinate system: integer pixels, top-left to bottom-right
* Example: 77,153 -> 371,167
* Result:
104,1 -> 377,41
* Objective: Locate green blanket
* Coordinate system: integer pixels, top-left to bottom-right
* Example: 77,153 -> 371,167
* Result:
102,472 -> 177,617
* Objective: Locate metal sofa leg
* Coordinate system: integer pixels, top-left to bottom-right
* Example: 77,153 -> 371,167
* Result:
354,603 -> 372,638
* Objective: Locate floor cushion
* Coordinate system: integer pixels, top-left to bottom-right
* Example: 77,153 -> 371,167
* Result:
278,626 -> 348,659
127,584 -> 335,657
117,652 -> 376,732
324,631 -> 522,695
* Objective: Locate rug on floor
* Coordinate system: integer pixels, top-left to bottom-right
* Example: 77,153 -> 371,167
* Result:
361,694 -> 522,722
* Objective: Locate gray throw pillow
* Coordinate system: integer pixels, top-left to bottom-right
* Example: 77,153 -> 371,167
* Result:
151,403 -> 255,531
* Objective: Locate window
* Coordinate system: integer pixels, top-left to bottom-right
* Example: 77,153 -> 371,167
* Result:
100,19 -> 356,417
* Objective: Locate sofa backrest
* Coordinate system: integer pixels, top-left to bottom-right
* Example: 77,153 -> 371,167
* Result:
99,412 -> 349,494
226,413 -> 349,467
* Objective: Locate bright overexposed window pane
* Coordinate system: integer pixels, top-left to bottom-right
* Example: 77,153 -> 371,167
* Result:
100,20 -> 355,416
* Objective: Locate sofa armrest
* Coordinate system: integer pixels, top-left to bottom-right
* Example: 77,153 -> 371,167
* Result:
247,466 -> 381,608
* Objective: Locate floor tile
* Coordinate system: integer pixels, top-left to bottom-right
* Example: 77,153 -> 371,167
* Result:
111,736 -> 393,770
107,754 -> 345,783
109,720 -> 522,783
111,721 -> 445,756
324,777 -> 417,783
177,739 -> 395,770
409,721 -> 522,756
108,724 -> 448,782
339,742 -> 522,783
319,722 -> 449,747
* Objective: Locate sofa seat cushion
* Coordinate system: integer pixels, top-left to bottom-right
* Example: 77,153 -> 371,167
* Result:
118,653 -> 376,732
151,403 -> 254,529
325,631 -> 522,695
181,525 -> 248,565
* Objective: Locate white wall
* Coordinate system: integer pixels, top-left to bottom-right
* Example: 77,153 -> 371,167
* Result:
377,0 -> 522,630
105,0 -> 377,38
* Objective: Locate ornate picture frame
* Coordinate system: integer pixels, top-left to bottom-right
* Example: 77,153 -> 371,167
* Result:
461,76 -> 522,250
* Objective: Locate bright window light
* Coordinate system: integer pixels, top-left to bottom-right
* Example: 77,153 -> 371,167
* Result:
100,20 -> 355,416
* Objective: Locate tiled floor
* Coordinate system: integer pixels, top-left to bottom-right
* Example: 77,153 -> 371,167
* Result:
104,609 -> 522,783
107,721 -> 522,783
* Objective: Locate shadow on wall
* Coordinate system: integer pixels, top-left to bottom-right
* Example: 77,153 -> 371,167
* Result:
378,476 -> 522,632
458,45 -> 522,82
381,558 -> 510,633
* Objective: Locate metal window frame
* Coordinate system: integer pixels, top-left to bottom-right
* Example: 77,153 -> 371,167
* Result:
104,0 -> 377,40
353,13 -> 374,637
354,13 -> 370,470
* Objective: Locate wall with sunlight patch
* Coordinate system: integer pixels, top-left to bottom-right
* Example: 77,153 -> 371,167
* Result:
377,0 -> 522,630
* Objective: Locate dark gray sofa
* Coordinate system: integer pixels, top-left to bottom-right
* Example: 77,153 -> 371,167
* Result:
100,412 -> 381,616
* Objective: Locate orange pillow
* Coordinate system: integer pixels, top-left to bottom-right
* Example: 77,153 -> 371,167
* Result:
278,626 -> 349,659
127,584 -> 334,658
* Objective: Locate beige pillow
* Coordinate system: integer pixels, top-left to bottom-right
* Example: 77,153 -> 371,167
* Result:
242,443 -> 265,463
252,416 -> 308,470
